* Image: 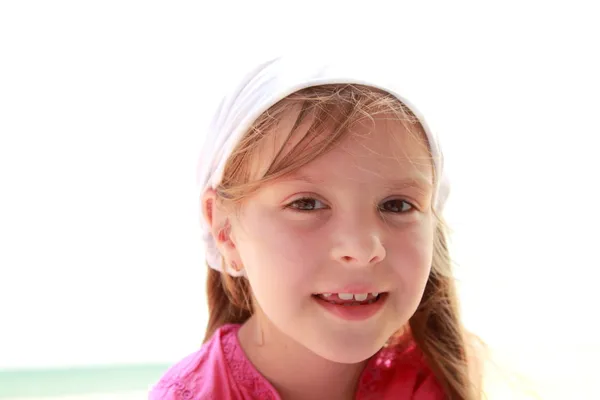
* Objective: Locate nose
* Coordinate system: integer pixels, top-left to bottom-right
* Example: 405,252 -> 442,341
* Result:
329,216 -> 386,267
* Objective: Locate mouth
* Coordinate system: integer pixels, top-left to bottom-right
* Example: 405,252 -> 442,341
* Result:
311,292 -> 388,321
312,292 -> 384,305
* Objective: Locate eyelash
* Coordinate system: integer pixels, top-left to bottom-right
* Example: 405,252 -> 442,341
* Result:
286,197 -> 416,214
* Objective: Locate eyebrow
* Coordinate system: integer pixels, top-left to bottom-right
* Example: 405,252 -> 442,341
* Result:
278,173 -> 433,192
383,177 -> 433,191
278,173 -> 325,185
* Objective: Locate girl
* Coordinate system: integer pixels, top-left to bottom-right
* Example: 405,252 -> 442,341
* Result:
150,56 -> 482,399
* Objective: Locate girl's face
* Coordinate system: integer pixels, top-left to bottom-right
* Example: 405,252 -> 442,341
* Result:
228,114 -> 435,363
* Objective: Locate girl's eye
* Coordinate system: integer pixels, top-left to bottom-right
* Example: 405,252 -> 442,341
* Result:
287,198 -> 326,211
379,199 -> 414,213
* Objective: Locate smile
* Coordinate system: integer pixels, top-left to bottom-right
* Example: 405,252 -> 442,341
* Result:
311,292 -> 388,321
313,292 -> 381,305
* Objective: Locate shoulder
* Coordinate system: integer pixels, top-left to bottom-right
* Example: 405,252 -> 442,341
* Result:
148,324 -> 240,400
358,341 -> 445,400
148,350 -> 211,400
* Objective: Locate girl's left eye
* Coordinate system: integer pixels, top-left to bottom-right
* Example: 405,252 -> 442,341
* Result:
379,199 -> 414,213
287,197 -> 327,211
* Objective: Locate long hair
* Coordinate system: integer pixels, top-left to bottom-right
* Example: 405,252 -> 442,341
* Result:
202,84 -> 481,399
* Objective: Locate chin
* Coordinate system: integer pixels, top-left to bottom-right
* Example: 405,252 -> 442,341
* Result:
305,331 -> 389,364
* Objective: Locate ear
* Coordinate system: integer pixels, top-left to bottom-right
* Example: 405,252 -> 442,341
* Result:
202,188 -> 241,271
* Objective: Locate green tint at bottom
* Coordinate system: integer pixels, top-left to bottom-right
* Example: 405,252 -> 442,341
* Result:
0,364 -> 170,398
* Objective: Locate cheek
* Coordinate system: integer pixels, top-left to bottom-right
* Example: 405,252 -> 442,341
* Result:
388,219 -> 435,290
232,208 -> 326,292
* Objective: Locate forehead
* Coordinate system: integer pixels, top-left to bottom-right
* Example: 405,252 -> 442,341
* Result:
285,112 -> 433,186
337,116 -> 432,177
246,106 -> 434,189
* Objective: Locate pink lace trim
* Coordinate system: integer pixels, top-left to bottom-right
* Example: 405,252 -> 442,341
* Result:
221,324 -> 280,399
152,380 -> 197,399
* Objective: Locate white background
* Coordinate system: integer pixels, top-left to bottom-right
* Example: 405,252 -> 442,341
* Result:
1,1 -> 599,396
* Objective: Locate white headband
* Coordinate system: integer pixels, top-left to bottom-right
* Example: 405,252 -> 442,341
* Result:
197,56 -> 450,276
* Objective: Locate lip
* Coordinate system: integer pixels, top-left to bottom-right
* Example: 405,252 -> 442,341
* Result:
313,292 -> 388,321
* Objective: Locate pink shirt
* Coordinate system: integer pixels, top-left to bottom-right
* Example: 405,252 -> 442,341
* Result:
149,324 -> 445,399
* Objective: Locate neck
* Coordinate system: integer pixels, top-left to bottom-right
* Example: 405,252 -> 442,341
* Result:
238,314 -> 367,400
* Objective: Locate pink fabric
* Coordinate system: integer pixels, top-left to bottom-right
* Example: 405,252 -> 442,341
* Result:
149,324 -> 445,399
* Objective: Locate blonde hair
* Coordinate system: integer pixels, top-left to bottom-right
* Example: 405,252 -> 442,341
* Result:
203,84 -> 482,399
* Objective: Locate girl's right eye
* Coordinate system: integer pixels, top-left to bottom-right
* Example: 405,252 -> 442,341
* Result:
287,197 -> 327,211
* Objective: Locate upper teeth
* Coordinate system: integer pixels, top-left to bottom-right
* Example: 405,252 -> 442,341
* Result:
335,293 -> 374,301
